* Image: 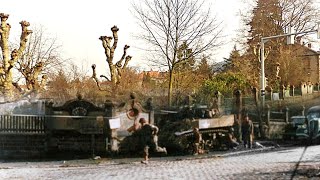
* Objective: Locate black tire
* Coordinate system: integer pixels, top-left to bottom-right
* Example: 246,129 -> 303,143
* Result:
305,137 -> 312,146
283,134 -> 291,141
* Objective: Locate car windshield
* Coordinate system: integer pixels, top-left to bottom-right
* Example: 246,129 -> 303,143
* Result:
292,118 -> 305,125
307,112 -> 320,120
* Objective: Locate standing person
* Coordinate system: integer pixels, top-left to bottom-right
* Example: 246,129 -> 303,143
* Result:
138,118 -> 166,164
233,118 -> 242,143
242,114 -> 254,148
192,127 -> 203,155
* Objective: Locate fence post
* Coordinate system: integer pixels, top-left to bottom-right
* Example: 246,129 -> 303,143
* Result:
263,104 -> 271,139
146,97 -> 154,125
285,107 -> 289,123
290,85 -> 295,96
280,85 -> 285,99
234,90 -> 242,142
266,104 -> 270,126
104,100 -> 118,152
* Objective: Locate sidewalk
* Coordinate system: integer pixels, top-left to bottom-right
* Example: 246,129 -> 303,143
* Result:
106,140 -> 283,165
0,140 -> 296,168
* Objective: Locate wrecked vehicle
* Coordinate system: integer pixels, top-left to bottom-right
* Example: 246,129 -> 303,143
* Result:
159,100 -> 236,154
174,112 -> 235,153
0,94 -> 154,158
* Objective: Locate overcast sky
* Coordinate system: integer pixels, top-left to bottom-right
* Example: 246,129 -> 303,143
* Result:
2,0 -> 247,75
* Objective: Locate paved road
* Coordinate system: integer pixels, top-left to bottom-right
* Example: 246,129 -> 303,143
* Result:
1,145 -> 320,180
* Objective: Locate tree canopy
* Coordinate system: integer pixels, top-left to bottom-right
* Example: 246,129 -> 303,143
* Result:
132,0 -> 223,106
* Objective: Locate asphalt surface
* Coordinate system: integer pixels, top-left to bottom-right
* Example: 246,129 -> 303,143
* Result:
0,143 -> 320,180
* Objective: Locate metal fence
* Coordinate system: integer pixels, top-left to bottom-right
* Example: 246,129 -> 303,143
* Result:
0,115 -> 46,134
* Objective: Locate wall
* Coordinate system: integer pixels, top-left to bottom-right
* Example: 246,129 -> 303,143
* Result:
268,121 -> 287,139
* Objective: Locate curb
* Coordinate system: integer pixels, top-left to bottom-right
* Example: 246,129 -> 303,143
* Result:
177,146 -> 277,161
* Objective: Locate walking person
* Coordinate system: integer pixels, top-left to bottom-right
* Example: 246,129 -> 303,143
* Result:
138,118 -> 166,164
242,114 -> 254,148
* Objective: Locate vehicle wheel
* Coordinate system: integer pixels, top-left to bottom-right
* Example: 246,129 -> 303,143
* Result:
305,138 -> 312,146
283,135 -> 290,141
184,142 -> 194,155
314,138 -> 320,145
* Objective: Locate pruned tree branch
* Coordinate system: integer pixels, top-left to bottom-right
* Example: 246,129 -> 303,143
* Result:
0,13 -> 33,100
91,64 -> 111,92
93,26 -> 132,91
100,75 -> 110,81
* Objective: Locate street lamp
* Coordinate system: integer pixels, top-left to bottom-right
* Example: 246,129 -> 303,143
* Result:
260,26 -> 319,108
260,38 -> 266,99
258,25 -> 320,138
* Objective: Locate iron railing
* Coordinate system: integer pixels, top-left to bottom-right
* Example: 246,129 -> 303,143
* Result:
0,115 -> 46,134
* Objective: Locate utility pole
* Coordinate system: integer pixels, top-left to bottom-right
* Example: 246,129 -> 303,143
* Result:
260,27 -> 320,108
259,24 -> 320,126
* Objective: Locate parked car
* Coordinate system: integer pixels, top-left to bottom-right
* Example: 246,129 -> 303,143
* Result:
282,105 -> 320,144
283,116 -> 309,141
307,105 -> 320,144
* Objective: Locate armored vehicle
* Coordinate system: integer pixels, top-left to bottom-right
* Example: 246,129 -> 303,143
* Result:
0,94 -> 154,158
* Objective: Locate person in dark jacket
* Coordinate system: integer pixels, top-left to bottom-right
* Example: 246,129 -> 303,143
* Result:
139,118 -> 166,164
226,128 -> 239,150
242,115 -> 254,148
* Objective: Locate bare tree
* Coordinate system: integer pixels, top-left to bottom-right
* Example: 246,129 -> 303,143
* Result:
92,26 -> 132,93
44,62 -> 97,104
14,25 -> 63,96
0,13 -> 32,100
280,0 -> 319,33
237,0 -> 319,89
238,0 -> 319,46
132,0 -> 223,106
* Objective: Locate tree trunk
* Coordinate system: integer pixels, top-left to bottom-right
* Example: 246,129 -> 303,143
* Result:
168,70 -> 174,107
3,72 -> 13,100
0,14 -> 32,100
109,64 -> 117,86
